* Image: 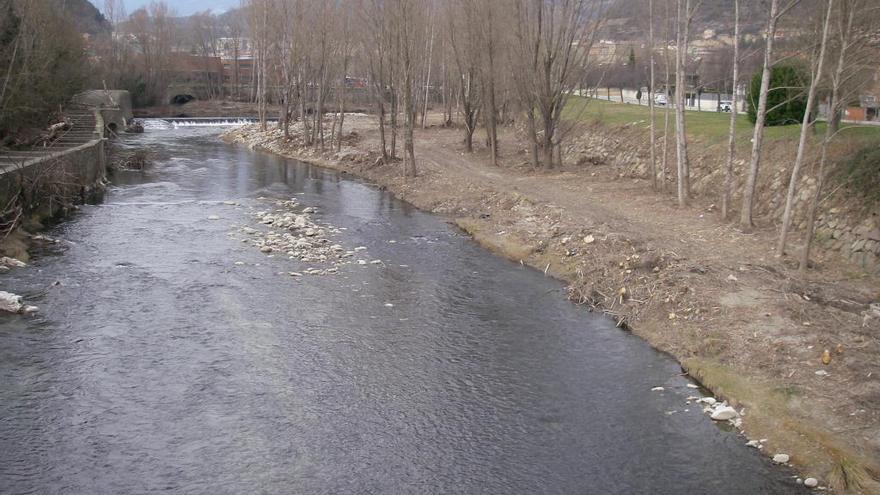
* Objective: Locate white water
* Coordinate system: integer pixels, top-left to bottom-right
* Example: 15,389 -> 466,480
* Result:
170,119 -> 254,128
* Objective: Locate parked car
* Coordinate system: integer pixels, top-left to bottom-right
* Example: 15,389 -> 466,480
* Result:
654,93 -> 668,106
719,101 -> 733,112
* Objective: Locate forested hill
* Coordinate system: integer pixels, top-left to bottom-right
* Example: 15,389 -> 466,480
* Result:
602,0 -> 824,41
56,0 -> 111,36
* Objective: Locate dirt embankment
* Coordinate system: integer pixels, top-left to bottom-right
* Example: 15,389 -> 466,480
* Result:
223,116 -> 880,493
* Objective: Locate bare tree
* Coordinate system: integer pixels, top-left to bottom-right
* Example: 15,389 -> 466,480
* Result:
661,0 -> 672,192
648,0 -> 657,190
447,0 -> 482,152
362,0 -> 399,162
333,5 -> 355,152
390,0 -> 425,177
0,0 -> 90,134
776,0 -> 834,256
477,0 -> 501,166
247,0 -> 270,130
192,11 -> 221,100
740,0 -> 801,229
720,0 -> 741,220
800,0 -> 875,272
673,0 -> 701,207
510,0 -> 605,168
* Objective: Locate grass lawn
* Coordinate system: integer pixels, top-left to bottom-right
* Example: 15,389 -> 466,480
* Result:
564,96 -> 880,147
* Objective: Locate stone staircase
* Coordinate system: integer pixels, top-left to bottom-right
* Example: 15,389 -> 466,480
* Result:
0,104 -> 101,172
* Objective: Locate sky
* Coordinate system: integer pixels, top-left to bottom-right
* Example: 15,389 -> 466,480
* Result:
90,0 -> 241,17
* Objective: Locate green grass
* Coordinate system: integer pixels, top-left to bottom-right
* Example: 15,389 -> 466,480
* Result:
563,96 -> 880,146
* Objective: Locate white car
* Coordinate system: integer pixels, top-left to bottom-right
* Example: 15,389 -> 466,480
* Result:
719,101 -> 733,112
654,94 -> 668,106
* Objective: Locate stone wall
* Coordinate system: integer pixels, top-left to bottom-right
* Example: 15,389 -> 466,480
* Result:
814,212 -> 880,273
566,122 -> 879,273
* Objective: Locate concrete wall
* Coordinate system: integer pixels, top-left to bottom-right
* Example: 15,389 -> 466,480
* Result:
0,136 -> 106,230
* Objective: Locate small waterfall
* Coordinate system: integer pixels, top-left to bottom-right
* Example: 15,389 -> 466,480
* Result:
169,118 -> 257,128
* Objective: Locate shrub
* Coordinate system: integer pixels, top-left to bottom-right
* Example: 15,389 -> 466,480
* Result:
835,145 -> 880,207
747,65 -> 809,126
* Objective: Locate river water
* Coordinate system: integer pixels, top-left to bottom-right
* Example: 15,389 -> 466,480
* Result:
0,123 -> 805,494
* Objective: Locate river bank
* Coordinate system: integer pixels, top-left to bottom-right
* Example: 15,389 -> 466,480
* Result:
1,123 -> 810,493
223,117 -> 880,493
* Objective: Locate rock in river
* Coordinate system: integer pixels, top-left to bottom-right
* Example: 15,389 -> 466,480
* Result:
0,291 -> 24,313
710,406 -> 738,421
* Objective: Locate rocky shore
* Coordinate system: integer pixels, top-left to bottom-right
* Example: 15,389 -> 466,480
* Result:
227,197 -> 380,276
223,118 -> 880,493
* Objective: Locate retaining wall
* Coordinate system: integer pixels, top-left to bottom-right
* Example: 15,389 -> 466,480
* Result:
0,136 -> 106,230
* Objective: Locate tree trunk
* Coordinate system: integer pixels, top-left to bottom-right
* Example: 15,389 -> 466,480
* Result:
377,100 -> 388,161
777,0 -> 834,256
741,0 -> 781,230
527,108 -> 539,168
801,0 -> 854,272
721,0 -> 740,220
648,0 -> 657,190
673,0 -> 691,207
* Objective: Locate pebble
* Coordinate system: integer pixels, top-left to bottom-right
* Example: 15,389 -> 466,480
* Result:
384,303 -> 394,307
746,440 -> 760,448
772,453 -> 790,464
686,384 -> 699,389
815,370 -> 829,376
208,215 -> 220,220
699,397 -> 717,406
804,478 -> 818,488
357,260 -> 367,265
651,386 -> 665,392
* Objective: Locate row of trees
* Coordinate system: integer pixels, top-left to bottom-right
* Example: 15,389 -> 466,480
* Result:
244,0 -> 609,175
640,0 -> 877,271
242,0 -> 876,270
97,0 -> 245,107
0,0 -> 91,138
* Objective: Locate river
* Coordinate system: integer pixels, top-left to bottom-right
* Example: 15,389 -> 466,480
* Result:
0,123 -> 806,494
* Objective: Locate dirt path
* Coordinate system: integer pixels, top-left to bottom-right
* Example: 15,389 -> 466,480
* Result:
224,115 -> 880,493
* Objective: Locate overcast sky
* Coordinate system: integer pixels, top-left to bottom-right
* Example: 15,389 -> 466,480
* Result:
91,0 -> 240,17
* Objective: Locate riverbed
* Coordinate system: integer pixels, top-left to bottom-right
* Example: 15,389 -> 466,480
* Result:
0,123 -> 806,494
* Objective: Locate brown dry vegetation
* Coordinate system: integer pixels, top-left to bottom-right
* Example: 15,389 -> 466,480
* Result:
224,113 -> 880,493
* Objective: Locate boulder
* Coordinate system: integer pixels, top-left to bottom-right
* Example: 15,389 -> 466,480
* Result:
0,291 -> 24,313
710,406 -> 738,421
772,453 -> 790,464
0,257 -> 26,268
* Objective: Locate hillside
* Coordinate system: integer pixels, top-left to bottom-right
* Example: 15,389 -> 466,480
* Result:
57,0 -> 111,35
